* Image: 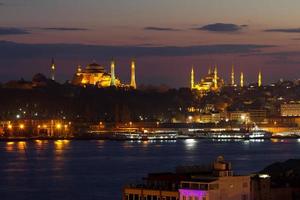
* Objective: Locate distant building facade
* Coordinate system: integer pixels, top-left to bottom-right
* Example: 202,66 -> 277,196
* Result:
281,103 -> 300,116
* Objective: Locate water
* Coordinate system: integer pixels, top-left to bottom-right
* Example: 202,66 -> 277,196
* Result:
0,139 -> 300,200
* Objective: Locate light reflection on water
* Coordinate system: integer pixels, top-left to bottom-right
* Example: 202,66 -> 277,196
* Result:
0,139 -> 300,200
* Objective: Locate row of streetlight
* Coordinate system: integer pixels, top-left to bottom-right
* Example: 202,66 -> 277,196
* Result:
6,123 -> 68,130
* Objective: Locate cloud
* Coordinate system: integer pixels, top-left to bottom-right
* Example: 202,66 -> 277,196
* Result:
38,27 -> 89,31
144,27 -> 181,31
264,28 -> 300,33
0,41 -> 274,60
0,27 -> 30,35
194,23 -> 247,32
0,2 -> 4,6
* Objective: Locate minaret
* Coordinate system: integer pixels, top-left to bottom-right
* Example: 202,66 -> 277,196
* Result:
51,58 -> 56,81
208,66 -> 212,75
258,70 -> 262,87
130,59 -> 137,89
77,65 -> 82,73
231,65 -> 235,86
191,66 -> 195,89
213,66 -> 218,89
240,72 -> 244,87
110,59 -> 116,86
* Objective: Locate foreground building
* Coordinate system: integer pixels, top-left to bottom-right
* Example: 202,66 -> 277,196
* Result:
123,156 -> 250,200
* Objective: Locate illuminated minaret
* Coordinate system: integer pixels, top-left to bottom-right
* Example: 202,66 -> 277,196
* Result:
240,72 -> 244,87
77,65 -> 82,73
191,66 -> 195,89
51,58 -> 56,81
231,65 -> 235,86
110,59 -> 116,86
130,59 -> 137,89
208,66 -> 212,75
258,70 -> 262,87
213,66 -> 218,89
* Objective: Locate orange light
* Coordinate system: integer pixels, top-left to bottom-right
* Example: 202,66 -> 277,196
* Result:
56,123 -> 62,129
7,124 -> 12,130
19,124 -> 25,129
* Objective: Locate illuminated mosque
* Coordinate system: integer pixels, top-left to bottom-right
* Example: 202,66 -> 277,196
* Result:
190,66 -> 224,93
190,65 -> 263,93
72,59 -> 137,89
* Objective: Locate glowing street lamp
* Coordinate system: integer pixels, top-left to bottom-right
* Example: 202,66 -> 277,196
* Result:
55,123 -> 62,130
7,124 -> 13,130
19,124 -> 25,130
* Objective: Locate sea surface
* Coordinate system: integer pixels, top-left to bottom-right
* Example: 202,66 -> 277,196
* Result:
0,139 -> 300,200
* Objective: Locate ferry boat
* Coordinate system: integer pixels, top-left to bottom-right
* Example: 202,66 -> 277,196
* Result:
187,126 -> 272,140
91,129 -> 179,140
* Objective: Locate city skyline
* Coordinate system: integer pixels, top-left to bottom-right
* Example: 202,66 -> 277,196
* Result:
1,0 -> 300,86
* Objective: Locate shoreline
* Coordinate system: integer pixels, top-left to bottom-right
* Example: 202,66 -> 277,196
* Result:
0,136 -> 299,142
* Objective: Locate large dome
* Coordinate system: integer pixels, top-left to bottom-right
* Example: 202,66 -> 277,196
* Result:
86,62 -> 104,70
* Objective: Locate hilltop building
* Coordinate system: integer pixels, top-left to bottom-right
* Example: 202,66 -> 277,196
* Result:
72,59 -> 137,89
190,66 -> 224,93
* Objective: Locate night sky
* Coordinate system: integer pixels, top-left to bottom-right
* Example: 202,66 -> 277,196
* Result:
1,0 -> 300,87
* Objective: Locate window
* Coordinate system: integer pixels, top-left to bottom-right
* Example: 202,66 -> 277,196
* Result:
134,194 -> 139,200
241,194 -> 248,200
243,182 -> 248,188
199,184 -> 208,190
191,183 -> 199,189
182,183 -> 190,188
209,184 -> 219,190
129,194 -> 134,200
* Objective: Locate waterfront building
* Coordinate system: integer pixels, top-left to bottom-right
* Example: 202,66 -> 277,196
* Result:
229,111 -> 250,123
179,157 -> 250,200
198,113 -> 221,123
280,103 -> 300,116
190,66 -> 224,93
123,156 -> 250,200
248,109 -> 267,124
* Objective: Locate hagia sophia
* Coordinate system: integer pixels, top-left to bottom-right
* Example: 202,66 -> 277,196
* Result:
71,59 -> 137,89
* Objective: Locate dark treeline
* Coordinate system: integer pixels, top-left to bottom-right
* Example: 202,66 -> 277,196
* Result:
0,83 -> 196,123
